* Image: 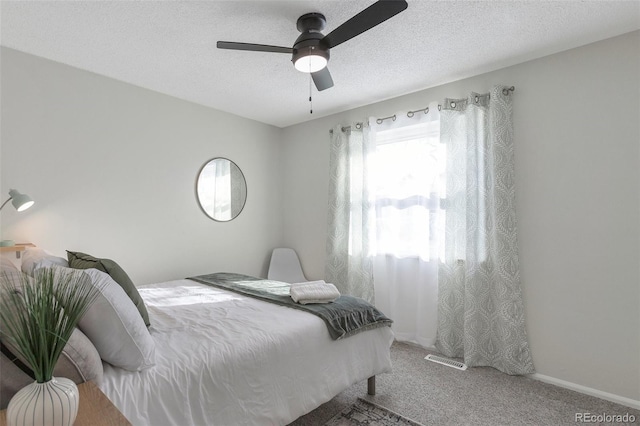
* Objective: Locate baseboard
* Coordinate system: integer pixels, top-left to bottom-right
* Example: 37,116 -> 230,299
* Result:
529,373 -> 640,410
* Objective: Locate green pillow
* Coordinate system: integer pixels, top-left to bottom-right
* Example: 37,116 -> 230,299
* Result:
67,251 -> 150,326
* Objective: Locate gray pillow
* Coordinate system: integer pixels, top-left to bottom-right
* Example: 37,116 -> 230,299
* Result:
67,250 -> 150,326
0,327 -> 103,409
20,248 -> 69,276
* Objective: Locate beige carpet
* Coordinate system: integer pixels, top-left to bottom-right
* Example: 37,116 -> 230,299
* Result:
289,342 -> 640,425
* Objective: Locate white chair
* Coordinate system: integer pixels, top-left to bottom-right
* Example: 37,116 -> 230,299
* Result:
267,248 -> 308,283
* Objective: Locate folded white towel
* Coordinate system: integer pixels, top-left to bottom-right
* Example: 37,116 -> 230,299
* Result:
290,280 -> 341,305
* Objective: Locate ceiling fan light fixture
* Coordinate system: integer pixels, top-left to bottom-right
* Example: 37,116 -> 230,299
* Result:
294,54 -> 327,73
292,45 -> 329,73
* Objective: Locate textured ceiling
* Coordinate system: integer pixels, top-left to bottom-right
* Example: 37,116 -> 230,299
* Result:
1,1 -> 639,128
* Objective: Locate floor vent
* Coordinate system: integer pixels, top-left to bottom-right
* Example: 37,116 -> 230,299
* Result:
425,354 -> 467,371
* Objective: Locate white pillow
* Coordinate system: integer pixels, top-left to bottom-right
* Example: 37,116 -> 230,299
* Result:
0,256 -> 19,273
78,268 -> 155,371
21,248 -> 68,276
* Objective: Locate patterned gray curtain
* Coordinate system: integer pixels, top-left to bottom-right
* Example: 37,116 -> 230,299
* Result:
325,124 -> 375,303
436,86 -> 535,375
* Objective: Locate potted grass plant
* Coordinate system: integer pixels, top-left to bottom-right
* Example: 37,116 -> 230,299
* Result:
0,267 -> 101,426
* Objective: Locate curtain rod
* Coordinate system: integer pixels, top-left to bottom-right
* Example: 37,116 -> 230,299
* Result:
330,86 -> 515,132
330,122 -> 364,133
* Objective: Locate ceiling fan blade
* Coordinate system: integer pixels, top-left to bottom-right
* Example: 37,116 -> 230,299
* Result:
322,0 -> 408,49
217,41 -> 293,54
312,67 -> 334,91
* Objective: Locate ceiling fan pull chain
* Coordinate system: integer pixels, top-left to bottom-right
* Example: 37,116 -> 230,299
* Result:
309,73 -> 313,114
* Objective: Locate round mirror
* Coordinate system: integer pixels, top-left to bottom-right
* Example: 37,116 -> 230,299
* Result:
196,158 -> 247,221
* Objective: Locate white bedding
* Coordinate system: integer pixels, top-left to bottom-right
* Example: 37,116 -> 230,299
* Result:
99,279 -> 393,426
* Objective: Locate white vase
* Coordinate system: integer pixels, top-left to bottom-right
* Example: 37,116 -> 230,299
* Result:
6,377 -> 79,426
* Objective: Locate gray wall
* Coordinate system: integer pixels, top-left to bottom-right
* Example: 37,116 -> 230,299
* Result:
0,47 -> 284,284
281,31 -> 640,402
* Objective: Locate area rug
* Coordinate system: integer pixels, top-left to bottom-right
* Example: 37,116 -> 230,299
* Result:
324,398 -> 424,426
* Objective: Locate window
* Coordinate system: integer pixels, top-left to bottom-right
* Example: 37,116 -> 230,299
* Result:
370,120 -> 446,261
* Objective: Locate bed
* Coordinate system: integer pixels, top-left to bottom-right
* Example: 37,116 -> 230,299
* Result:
98,277 -> 394,425
1,249 -> 393,425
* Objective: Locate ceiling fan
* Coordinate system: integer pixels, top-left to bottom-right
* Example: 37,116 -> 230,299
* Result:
217,0 -> 408,92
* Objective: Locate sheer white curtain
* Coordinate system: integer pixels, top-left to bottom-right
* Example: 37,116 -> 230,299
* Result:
436,86 -> 534,374
369,104 -> 442,347
325,124 -> 375,303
